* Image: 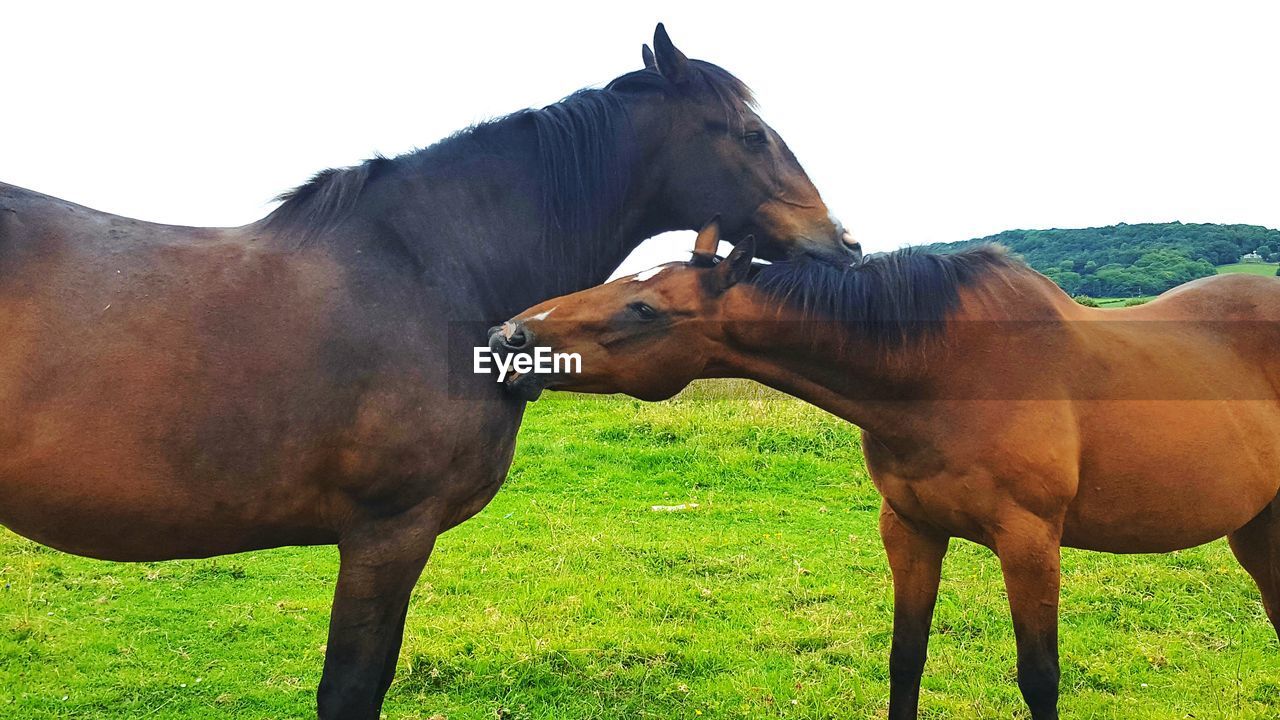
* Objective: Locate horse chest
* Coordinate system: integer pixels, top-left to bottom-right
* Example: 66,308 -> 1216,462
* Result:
871,470 -> 1003,545
330,385 -> 524,519
862,438 -> 1004,544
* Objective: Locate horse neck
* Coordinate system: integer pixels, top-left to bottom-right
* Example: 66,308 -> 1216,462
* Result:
713,316 -> 927,447
337,107 -> 669,320
716,266 -> 1070,449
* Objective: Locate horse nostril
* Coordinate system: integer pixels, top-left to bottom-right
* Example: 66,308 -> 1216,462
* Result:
509,326 -> 527,347
500,321 -> 534,350
839,231 -> 864,264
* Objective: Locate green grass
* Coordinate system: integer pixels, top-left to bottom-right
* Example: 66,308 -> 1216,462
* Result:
2,387 -> 1277,718
1092,296 -> 1154,308
1217,262 -> 1280,276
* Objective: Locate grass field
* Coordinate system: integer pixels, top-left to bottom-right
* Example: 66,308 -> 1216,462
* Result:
1093,296 -> 1153,308
1217,262 -> 1280,277
2,387 -> 1278,719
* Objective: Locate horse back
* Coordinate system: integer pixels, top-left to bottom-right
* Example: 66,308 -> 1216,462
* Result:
1141,271 -> 1280,319
0,181 -> 235,259
1139,273 -> 1280,386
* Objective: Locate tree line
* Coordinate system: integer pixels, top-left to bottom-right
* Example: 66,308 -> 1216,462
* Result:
921,222 -> 1280,297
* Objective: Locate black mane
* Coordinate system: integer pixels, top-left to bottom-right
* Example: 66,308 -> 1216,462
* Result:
264,60 -> 754,249
750,245 -> 1019,348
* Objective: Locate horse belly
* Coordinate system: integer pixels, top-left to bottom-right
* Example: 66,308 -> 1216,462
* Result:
1063,400 -> 1280,553
0,458 -> 339,561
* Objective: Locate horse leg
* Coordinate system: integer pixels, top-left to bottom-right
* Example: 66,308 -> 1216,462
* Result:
994,515 -> 1062,720
1227,497 -> 1280,638
316,504 -> 441,720
880,502 -> 949,720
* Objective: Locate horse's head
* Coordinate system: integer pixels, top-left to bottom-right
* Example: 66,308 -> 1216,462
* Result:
489,220 -> 763,401
612,24 -> 859,264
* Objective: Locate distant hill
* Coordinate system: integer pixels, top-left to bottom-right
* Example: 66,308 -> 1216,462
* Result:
919,222 -> 1280,297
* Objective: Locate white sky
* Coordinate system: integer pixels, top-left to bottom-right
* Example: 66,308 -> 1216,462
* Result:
4,2 -> 1278,277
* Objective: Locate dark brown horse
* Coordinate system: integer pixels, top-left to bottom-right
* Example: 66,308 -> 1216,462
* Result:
493,222 -> 1280,719
0,27 -> 857,719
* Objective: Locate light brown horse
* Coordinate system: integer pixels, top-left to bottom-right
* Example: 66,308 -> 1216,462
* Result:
0,27 -> 858,719
492,222 -> 1280,719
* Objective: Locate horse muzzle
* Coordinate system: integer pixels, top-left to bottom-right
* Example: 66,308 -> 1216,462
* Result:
779,217 -> 863,266
505,371 -> 547,402
821,216 -> 862,264
487,322 -> 549,401
489,320 -> 535,353
839,229 -> 863,264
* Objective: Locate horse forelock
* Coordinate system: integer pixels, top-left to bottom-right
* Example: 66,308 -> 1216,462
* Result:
607,60 -> 756,111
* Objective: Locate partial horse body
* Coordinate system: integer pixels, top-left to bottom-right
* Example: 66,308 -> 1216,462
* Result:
0,27 -> 855,719
495,224 -> 1280,719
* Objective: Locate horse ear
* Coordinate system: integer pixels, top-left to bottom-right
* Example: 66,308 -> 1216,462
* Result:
692,216 -> 721,260
716,236 -> 756,291
641,44 -> 656,70
653,23 -> 690,84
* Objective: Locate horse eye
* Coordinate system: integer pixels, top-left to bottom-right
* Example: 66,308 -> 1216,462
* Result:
743,130 -> 769,147
628,302 -> 659,320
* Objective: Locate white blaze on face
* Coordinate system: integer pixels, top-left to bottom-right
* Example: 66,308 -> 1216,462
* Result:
528,306 -> 556,321
632,265 -> 667,283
